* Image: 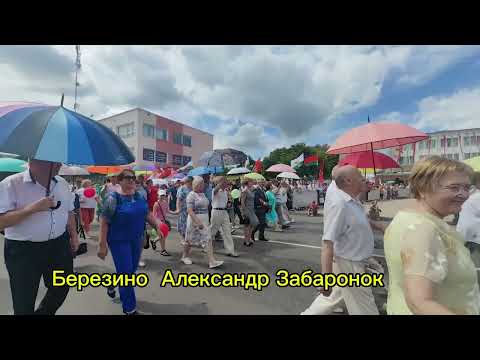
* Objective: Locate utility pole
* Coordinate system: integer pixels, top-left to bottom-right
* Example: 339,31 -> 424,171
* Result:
74,45 -> 81,112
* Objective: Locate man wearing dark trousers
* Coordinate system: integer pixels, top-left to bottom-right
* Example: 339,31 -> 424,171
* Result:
0,159 -> 79,315
252,181 -> 269,242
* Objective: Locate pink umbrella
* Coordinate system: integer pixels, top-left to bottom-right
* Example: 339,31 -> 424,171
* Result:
327,122 -> 428,155
266,164 -> 296,173
339,151 -> 400,169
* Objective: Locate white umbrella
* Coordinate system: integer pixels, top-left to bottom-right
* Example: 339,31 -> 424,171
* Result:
277,172 -> 300,180
227,167 -> 251,175
152,178 -> 168,187
59,165 -> 90,176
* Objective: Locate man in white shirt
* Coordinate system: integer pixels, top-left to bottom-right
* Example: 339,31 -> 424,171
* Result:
0,159 -> 79,315
301,165 -> 379,315
457,172 -> 480,254
210,176 -> 238,257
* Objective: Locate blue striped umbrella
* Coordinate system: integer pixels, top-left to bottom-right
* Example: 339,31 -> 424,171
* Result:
0,100 -> 134,165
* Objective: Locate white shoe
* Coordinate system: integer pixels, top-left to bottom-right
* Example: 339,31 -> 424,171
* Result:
209,260 -> 224,269
181,257 -> 193,265
333,307 -> 345,314
138,260 -> 146,268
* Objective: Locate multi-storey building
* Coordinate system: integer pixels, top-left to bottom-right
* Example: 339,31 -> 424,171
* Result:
98,108 -> 213,168
384,128 -> 480,169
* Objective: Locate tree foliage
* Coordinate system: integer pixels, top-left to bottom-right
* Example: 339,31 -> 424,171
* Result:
261,143 -> 339,180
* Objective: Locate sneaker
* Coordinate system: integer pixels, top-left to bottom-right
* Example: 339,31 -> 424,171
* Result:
138,260 -> 146,268
209,260 -> 224,269
181,257 -> 193,265
107,287 -> 116,299
333,307 -> 344,314
124,309 -> 138,315
227,253 -> 239,257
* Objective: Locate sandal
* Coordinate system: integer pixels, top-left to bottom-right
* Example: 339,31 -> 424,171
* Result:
160,249 -> 171,256
150,239 -> 157,250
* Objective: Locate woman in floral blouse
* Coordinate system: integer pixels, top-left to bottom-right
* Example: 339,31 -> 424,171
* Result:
384,156 -> 479,315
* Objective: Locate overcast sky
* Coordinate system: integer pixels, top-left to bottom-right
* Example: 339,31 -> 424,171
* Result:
1,45 -> 480,159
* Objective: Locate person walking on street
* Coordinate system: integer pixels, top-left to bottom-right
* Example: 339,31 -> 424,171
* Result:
301,165 -> 380,315
240,179 -> 258,247
152,189 -> 171,256
0,159 -> 80,315
384,157 -> 479,315
182,176 -> 223,268
265,182 -> 280,231
172,176 -> 193,241
167,180 -> 180,212
210,176 -> 239,257
273,181 -> 289,230
98,169 -> 162,315
252,180 -> 269,241
457,172 -> 480,255
76,179 -> 100,239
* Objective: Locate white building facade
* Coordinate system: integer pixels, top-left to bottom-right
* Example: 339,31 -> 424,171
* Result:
384,128 -> 480,167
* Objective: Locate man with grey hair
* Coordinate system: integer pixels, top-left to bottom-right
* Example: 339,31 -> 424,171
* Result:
301,165 -> 379,315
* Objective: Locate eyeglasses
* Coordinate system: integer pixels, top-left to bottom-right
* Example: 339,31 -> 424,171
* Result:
439,184 -> 475,194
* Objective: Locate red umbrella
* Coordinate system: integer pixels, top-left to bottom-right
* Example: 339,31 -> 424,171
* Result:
327,122 -> 428,155
339,151 -> 400,169
327,120 -> 428,177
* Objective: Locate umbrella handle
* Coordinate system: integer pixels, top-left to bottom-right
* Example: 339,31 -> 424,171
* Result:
46,162 -> 61,210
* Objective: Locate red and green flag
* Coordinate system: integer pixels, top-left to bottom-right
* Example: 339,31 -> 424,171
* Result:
304,154 -> 319,166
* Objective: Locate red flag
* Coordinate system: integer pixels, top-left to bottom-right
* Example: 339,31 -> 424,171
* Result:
304,154 -> 319,166
317,159 -> 324,184
254,159 -> 263,173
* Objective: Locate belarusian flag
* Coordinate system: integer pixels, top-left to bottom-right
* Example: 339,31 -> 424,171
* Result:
304,154 -> 319,166
291,153 -> 304,169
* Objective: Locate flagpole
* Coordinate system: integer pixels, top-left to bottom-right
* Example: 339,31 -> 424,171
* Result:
368,116 -> 377,178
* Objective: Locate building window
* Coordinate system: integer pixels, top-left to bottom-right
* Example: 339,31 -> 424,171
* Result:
477,136 -> 480,145
143,124 -> 155,138
441,138 -> 446,148
465,153 -> 471,159
430,138 -> 436,149
454,153 -> 459,160
172,154 -> 183,166
418,141 -> 424,150
117,123 -> 135,139
173,132 -> 183,145
183,135 -> 192,147
156,128 -> 168,141
409,156 -> 414,164
155,151 -> 167,163
182,156 -> 192,165
143,148 -> 155,162
464,136 -> 470,146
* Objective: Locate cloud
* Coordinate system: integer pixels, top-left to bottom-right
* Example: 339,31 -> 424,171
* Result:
2,45 -> 479,158
376,87 -> 480,132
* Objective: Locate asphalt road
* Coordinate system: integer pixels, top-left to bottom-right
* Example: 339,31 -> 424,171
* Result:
0,198 -> 392,315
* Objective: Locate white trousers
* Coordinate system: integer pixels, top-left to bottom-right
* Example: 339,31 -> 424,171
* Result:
301,257 -> 379,315
210,210 -> 235,255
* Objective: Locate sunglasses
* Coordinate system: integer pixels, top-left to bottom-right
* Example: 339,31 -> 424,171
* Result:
122,176 -> 136,181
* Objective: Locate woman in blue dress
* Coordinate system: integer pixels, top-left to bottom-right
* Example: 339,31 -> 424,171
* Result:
172,176 -> 193,240
97,169 -> 163,315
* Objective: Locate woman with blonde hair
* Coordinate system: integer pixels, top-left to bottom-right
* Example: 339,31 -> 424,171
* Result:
182,176 -> 223,268
384,156 -> 479,315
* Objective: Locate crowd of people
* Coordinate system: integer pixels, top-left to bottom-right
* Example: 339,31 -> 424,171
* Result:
1,155 -> 480,315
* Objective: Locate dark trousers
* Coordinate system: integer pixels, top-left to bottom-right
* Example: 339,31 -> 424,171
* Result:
252,209 -> 266,240
4,232 -> 73,315
233,201 -> 243,224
